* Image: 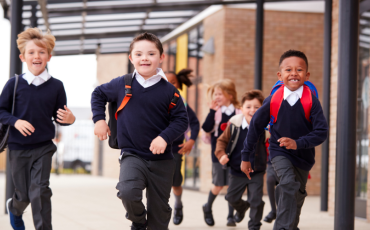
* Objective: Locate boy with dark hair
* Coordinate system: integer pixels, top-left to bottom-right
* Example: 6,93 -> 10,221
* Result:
1,28 -> 76,230
215,90 -> 267,230
241,50 -> 328,230
91,32 -> 188,230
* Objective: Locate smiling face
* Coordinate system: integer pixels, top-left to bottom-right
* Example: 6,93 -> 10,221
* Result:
213,87 -> 232,107
167,73 -> 180,89
129,40 -> 165,80
241,98 -> 262,124
277,56 -> 310,91
19,40 -> 51,76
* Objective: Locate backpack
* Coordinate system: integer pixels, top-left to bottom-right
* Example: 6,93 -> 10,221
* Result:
0,75 -> 19,153
107,74 -> 180,149
268,80 -> 319,132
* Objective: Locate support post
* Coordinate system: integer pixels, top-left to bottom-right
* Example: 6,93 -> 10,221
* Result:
320,0 -> 332,212
334,0 -> 359,229
5,0 -> 23,214
254,0 -> 264,90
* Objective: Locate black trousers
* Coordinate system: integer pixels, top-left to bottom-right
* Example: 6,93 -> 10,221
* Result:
116,152 -> 175,230
271,156 -> 309,230
266,163 -> 279,215
225,173 -> 265,230
9,143 -> 56,230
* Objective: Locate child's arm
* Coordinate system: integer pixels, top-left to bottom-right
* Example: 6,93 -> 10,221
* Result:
215,123 -> 231,165
178,105 -> 200,155
91,77 -> 120,140
53,83 -> 75,126
201,100 -> 218,132
150,90 -> 189,154
241,97 -> 271,179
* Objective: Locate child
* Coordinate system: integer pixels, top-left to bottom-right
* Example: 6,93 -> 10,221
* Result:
0,28 -> 76,230
215,90 -> 267,230
201,79 -> 241,227
91,32 -> 188,230
241,50 -> 328,230
166,69 -> 200,225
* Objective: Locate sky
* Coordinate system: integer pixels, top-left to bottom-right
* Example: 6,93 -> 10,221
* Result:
0,5 -> 97,109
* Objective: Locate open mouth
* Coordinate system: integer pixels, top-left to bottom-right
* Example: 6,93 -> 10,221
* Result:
140,64 -> 151,66
288,79 -> 300,82
33,62 -> 42,66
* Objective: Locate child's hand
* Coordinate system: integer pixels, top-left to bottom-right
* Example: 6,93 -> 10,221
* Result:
219,154 -> 229,165
241,161 -> 254,180
94,120 -> 111,141
178,139 -> 195,155
150,136 -> 167,154
57,105 -> 76,124
14,119 -> 35,136
209,100 -> 220,111
278,137 -> 297,150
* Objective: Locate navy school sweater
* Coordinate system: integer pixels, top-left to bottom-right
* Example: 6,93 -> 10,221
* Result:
242,95 -> 328,171
91,75 -> 188,161
202,109 -> 235,162
172,105 -> 200,155
0,74 -> 70,150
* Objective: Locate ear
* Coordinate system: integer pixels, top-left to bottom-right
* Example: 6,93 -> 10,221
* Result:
277,71 -> 282,81
47,54 -> 52,62
19,54 -> 25,62
305,72 -> 310,81
159,53 -> 165,64
128,54 -> 134,64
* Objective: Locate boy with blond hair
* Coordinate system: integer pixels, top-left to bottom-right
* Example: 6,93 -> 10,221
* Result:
0,28 -> 76,230
91,32 -> 188,230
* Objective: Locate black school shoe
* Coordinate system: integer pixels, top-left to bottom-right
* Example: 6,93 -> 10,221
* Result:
131,221 -> 147,230
226,217 -> 236,227
263,211 -> 276,223
234,201 -> 250,223
202,204 -> 215,226
173,206 -> 183,225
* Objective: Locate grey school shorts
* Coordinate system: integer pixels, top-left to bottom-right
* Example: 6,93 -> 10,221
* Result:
212,162 -> 229,186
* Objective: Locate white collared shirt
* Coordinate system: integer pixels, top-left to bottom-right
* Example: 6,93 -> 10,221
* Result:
242,117 -> 249,130
221,104 -> 235,116
133,68 -> 168,88
23,68 -> 51,86
284,85 -> 303,106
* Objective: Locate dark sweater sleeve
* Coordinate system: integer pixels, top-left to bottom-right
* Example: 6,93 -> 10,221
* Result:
159,93 -> 189,144
91,77 -> 121,123
0,78 -> 18,126
295,96 -> 328,149
241,96 -> 271,162
187,105 -> 200,140
53,82 -> 70,126
202,109 -> 216,132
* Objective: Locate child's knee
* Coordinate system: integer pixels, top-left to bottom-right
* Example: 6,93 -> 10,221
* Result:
29,184 -> 52,201
116,182 -> 141,203
225,194 -> 240,205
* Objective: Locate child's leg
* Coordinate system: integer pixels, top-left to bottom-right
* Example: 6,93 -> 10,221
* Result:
172,153 -> 183,208
146,158 -> 175,230
266,164 -> 278,215
292,167 -> 308,230
246,172 -> 265,230
29,144 -> 56,230
271,156 -> 307,230
225,174 -> 249,215
116,154 -> 148,225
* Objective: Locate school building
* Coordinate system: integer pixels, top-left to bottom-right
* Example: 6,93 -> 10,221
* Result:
1,0 -> 369,228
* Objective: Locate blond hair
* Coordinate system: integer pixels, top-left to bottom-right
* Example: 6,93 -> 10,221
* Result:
17,28 -> 55,55
207,79 -> 240,108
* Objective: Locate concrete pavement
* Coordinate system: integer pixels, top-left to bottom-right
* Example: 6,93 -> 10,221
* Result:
0,173 -> 369,230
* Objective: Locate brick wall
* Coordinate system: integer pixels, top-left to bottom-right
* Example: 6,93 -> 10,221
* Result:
200,7 -> 324,195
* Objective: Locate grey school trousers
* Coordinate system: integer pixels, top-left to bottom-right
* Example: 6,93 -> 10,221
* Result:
225,172 -> 265,230
8,143 -> 56,230
266,163 -> 279,215
116,152 -> 175,230
271,156 -> 309,230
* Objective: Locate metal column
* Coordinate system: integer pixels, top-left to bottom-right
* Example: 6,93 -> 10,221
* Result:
334,0 -> 359,229
320,0 -> 332,212
254,0 -> 264,90
5,0 -> 23,214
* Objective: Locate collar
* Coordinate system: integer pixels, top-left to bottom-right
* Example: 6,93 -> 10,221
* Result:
242,117 -> 249,130
221,103 -> 235,114
283,85 -> 304,100
23,68 -> 51,85
133,68 -> 168,82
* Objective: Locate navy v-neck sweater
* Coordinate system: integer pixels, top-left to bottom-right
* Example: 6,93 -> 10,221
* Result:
91,75 -> 188,161
0,74 -> 69,150
242,95 -> 328,171
202,109 -> 235,162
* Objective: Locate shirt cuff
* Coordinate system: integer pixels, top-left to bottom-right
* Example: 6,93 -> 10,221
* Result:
241,152 -> 250,162
93,115 -> 106,124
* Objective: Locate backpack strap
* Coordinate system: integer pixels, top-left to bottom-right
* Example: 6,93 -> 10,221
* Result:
168,89 -> 180,113
269,86 -> 284,130
301,85 -> 313,122
115,74 -> 134,120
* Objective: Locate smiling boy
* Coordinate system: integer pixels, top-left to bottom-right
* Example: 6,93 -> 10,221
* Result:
241,50 -> 328,230
91,32 -> 188,230
0,28 -> 75,230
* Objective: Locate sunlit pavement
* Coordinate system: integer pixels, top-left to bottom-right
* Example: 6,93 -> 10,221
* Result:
0,173 -> 369,230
